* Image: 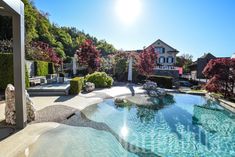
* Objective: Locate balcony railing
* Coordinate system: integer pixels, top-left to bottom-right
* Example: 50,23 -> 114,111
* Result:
155,66 -> 177,70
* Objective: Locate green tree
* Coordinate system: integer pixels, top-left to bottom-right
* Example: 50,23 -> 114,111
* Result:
176,53 -> 193,73
22,0 -> 38,41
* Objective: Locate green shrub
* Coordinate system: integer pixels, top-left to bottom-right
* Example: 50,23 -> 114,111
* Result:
114,58 -> 127,81
35,61 -> 49,76
70,77 -> 84,95
85,72 -> 113,88
25,65 -> 30,89
0,53 -> 13,90
0,53 -> 30,90
148,75 -> 173,89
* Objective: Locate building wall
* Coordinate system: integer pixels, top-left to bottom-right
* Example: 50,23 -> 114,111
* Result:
26,60 -> 35,77
196,54 -> 216,78
191,70 -> 197,80
151,40 -> 177,66
155,69 -> 179,78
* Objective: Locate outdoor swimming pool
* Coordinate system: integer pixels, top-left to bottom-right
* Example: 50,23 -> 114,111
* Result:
26,94 -> 235,157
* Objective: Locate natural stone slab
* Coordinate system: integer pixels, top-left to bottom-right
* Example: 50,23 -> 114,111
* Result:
5,84 -> 36,125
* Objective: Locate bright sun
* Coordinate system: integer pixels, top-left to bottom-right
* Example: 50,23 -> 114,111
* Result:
115,0 -> 142,25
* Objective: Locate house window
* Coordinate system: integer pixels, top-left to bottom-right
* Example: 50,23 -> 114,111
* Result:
167,56 -> 174,63
159,57 -> 165,63
155,47 -> 165,54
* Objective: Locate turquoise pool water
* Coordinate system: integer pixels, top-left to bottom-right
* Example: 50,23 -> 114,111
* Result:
81,93 -> 235,157
27,93 -> 235,157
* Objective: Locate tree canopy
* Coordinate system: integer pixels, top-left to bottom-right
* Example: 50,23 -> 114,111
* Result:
203,58 -> 235,98
0,0 -> 116,61
176,53 -> 193,73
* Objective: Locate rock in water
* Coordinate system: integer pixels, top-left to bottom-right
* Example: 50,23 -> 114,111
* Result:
5,84 -> 36,125
85,82 -> 95,92
143,81 -> 158,90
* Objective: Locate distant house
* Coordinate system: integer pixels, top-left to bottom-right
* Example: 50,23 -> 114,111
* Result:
147,39 -> 180,78
147,39 -> 179,68
188,53 -> 216,79
125,39 -> 180,78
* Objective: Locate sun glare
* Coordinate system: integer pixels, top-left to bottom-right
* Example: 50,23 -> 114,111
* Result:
120,125 -> 129,137
115,0 -> 142,25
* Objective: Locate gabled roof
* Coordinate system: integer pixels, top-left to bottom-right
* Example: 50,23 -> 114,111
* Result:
148,39 -> 179,53
199,53 -> 216,59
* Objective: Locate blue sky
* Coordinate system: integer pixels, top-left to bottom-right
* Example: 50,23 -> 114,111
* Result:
34,0 -> 235,60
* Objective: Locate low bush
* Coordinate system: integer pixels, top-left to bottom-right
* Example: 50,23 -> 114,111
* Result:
0,53 -> 30,90
148,75 -> 173,89
70,77 -> 84,95
85,72 -> 113,88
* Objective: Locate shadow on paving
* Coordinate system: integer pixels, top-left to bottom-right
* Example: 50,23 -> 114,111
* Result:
54,95 -> 76,102
0,120 -> 18,141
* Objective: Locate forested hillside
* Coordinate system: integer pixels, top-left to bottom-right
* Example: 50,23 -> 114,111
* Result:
0,0 -> 116,61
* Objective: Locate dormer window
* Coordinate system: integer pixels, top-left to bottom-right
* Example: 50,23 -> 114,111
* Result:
155,47 -> 165,54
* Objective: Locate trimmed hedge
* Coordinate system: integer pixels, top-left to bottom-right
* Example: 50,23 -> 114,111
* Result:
35,61 -> 49,76
0,53 -> 30,90
25,65 -> 30,88
148,75 -> 173,89
34,61 -> 55,76
70,77 -> 84,95
85,72 -> 113,88
0,53 -> 14,90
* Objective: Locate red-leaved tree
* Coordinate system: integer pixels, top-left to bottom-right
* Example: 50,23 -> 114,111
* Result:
76,40 -> 101,73
26,41 -> 62,65
203,58 -> 235,98
137,47 -> 157,77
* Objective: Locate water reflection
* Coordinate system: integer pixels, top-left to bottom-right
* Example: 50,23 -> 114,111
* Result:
80,94 -> 235,156
193,101 -> 235,136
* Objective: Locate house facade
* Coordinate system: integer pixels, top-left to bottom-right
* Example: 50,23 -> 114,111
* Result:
125,39 -> 180,78
148,39 -> 179,69
147,39 -> 180,78
188,53 -> 216,79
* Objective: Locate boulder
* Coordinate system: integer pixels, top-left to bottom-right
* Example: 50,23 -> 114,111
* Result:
158,88 -> 166,96
114,98 -> 129,107
85,82 -> 95,92
5,84 -> 36,125
148,90 -> 159,97
143,81 -> 157,90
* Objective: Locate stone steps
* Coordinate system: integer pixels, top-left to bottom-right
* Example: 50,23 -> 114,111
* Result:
27,83 -> 70,96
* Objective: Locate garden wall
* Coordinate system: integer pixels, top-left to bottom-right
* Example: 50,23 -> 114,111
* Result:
154,69 -> 179,79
